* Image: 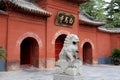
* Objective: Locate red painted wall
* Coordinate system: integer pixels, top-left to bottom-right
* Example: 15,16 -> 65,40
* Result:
5,11 -> 47,70
111,34 -> 120,49
0,14 -> 7,50
0,0 -> 119,71
43,0 -> 80,68
79,25 -> 97,63
96,31 -> 111,58
79,24 -> 112,64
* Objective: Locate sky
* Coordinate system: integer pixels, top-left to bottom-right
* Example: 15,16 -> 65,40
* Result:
104,0 -> 111,2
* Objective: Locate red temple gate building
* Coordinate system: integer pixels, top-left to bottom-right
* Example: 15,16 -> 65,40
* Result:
0,0 -> 120,71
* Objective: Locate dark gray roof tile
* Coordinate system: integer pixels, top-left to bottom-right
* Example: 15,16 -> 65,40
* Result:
98,26 -> 120,33
1,0 -> 51,17
79,11 -> 106,25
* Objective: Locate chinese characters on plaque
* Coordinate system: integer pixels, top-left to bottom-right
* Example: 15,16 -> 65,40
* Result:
55,12 -> 75,27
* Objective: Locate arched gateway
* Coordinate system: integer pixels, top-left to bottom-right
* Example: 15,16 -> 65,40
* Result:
55,34 -> 67,61
83,42 -> 93,64
20,37 -> 39,67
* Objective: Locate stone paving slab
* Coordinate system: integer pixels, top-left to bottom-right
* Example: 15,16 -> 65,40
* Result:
0,65 -> 120,80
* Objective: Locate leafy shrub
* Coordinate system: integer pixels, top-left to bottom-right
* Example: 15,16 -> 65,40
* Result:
110,48 -> 120,61
0,46 -> 6,59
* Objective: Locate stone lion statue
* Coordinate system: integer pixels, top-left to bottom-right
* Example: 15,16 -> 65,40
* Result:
56,34 -> 82,76
59,34 -> 79,62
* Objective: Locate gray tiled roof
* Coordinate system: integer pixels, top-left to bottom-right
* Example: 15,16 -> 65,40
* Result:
0,10 -> 8,15
1,0 -> 51,17
79,11 -> 106,25
79,11 -> 120,33
98,26 -> 120,33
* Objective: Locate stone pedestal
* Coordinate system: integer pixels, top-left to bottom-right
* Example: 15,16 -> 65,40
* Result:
54,74 -> 83,80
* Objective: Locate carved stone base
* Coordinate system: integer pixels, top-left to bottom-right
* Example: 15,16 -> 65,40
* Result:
65,68 -> 81,76
54,74 -> 84,80
56,59 -> 82,75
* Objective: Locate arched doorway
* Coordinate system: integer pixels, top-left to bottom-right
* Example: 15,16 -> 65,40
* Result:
20,37 -> 39,67
55,34 -> 67,61
83,42 -> 92,64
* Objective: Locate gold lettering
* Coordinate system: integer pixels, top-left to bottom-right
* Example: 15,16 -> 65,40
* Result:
65,17 -> 69,23
69,18 -> 74,24
59,15 -> 64,23
57,12 -> 74,26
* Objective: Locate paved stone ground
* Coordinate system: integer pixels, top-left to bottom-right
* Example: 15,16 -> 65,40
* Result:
0,65 -> 120,80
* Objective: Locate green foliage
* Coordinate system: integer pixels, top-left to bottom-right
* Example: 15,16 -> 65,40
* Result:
106,0 -> 120,18
80,1 -> 95,16
80,0 -> 107,20
80,0 -> 120,28
0,46 -> 6,59
105,23 -> 115,28
110,48 -> 120,61
106,0 -> 120,28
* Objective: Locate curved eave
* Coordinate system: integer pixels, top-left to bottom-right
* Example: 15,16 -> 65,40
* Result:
79,12 -> 106,26
5,0 -> 51,17
0,10 -> 8,15
98,26 -> 120,33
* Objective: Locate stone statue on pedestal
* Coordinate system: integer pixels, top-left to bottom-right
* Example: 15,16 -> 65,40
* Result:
55,34 -> 82,76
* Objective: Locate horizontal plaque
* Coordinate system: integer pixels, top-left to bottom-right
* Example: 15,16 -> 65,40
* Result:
55,12 -> 75,27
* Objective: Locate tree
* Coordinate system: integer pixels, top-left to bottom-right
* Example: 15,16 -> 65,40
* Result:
106,0 -> 120,28
80,0 -> 107,20
80,0 -> 120,28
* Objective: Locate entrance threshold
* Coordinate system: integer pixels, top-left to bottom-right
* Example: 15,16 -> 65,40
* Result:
20,64 -> 32,68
